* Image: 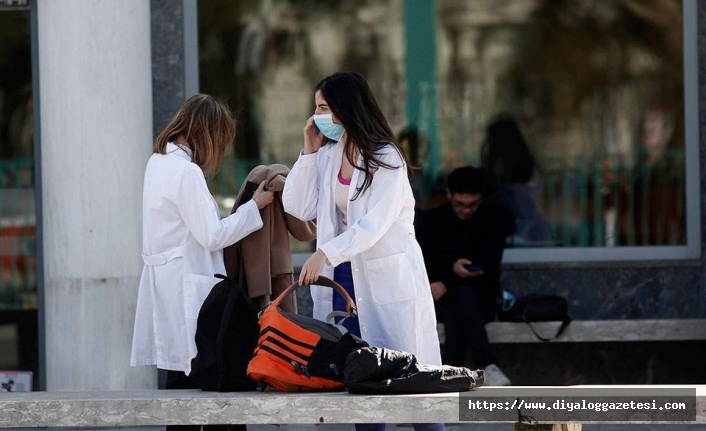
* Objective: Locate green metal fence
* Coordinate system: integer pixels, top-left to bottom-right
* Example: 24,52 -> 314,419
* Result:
0,152 -> 687,309
210,152 -> 685,249
539,149 -> 685,247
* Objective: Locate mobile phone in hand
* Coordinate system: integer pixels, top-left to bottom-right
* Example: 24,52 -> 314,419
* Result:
464,263 -> 483,272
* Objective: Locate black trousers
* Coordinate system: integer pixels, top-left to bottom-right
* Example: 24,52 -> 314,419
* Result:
162,369 -> 246,431
436,285 -> 497,369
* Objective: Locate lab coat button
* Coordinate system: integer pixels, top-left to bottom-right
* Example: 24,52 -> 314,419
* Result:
362,326 -> 368,332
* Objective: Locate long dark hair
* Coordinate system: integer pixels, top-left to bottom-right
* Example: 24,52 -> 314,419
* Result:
316,72 -> 410,199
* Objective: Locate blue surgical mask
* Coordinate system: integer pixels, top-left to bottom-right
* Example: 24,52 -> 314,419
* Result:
313,114 -> 345,141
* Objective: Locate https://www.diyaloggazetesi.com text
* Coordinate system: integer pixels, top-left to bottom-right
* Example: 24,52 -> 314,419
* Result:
459,388 -> 696,422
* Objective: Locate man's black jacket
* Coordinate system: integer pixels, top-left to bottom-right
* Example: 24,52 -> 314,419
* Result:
415,202 -> 514,295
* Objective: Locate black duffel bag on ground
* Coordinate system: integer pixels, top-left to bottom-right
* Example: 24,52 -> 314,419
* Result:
498,293 -> 571,342
344,347 -> 484,394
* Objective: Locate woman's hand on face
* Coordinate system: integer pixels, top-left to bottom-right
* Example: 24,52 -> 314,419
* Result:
252,181 -> 274,209
298,249 -> 328,285
303,116 -> 324,154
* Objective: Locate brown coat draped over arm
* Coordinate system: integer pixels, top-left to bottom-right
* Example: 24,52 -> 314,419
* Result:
223,164 -> 316,313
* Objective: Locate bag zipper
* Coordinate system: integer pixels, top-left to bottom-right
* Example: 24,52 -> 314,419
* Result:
259,345 -> 311,378
292,361 -> 311,378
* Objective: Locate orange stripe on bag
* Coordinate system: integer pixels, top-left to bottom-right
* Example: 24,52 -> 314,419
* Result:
261,334 -> 313,360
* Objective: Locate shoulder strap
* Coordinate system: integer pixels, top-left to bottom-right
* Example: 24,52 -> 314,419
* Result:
325,310 -> 353,325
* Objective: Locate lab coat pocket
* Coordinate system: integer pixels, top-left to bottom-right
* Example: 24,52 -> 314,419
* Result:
365,252 -> 415,304
183,273 -> 219,320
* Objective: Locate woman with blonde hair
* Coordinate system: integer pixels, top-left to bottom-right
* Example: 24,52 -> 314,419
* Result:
131,94 -> 273,431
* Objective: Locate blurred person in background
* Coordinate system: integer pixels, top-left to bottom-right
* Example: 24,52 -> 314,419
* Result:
481,114 -> 551,246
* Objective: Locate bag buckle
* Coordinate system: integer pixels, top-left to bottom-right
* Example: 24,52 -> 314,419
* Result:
257,301 -> 272,320
291,361 -> 310,378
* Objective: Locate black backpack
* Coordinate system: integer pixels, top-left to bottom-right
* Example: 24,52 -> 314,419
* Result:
189,274 -> 260,391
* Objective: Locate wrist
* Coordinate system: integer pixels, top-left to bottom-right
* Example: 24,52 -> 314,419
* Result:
316,249 -> 331,265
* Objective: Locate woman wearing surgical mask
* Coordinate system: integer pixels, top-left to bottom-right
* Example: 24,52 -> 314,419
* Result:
283,72 -> 444,431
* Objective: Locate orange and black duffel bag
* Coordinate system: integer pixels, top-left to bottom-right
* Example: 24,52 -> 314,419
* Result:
246,276 -> 368,392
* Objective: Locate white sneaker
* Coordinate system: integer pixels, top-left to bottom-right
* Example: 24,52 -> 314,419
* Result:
483,364 -> 511,386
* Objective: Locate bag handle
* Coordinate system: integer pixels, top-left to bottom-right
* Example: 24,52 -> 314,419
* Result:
268,276 -> 358,317
524,316 -> 571,342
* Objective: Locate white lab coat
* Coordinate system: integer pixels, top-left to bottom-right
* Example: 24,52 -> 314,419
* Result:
282,141 -> 442,366
130,143 -> 263,374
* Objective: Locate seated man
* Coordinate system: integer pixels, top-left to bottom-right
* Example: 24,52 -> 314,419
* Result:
415,166 -> 514,386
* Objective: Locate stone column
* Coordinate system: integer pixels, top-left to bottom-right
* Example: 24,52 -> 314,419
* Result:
37,0 -> 155,390
151,0 -> 199,137
150,0 -> 200,389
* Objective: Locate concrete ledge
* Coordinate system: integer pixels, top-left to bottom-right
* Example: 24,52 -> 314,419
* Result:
1,386 -> 705,427
485,319 -> 706,343
2,389 -> 454,427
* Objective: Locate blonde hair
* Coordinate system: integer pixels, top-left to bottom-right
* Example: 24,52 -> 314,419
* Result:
154,94 -> 235,176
